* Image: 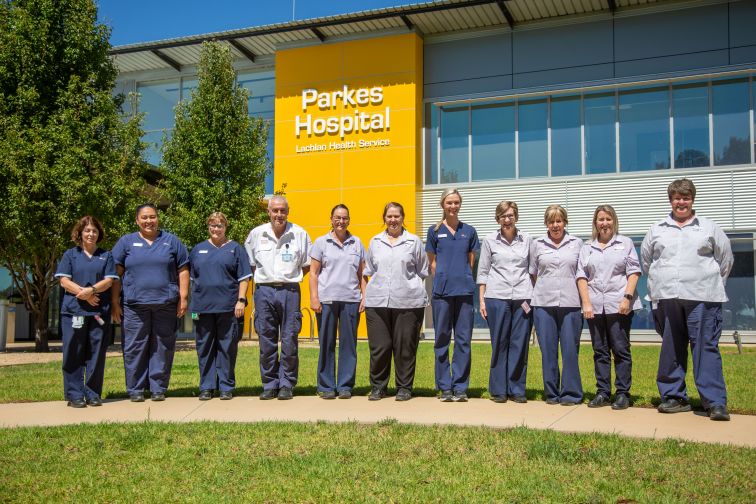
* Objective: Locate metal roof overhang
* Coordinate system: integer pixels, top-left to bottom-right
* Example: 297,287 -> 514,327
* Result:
110,0 -> 664,74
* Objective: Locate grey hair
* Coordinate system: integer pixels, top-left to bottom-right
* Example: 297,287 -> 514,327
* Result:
267,195 -> 289,210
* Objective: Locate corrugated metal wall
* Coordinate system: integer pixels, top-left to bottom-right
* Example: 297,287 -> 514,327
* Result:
419,167 -> 756,239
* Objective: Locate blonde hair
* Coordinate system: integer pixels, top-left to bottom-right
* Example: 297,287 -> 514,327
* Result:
591,205 -> 619,240
434,188 -> 462,231
544,204 -> 568,225
206,212 -> 228,227
495,201 -> 519,222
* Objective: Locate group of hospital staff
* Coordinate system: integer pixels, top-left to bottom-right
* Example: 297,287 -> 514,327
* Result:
55,177 -> 734,421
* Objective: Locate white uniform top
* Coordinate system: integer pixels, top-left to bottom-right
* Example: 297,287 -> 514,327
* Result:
641,213 -> 733,303
244,222 -> 312,284
476,229 -> 533,300
364,229 -> 429,309
529,233 -> 583,308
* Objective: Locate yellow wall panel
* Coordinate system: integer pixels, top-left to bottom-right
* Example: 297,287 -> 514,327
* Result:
274,33 -> 423,337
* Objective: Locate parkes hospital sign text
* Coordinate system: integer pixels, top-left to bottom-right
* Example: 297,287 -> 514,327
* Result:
294,85 -> 390,153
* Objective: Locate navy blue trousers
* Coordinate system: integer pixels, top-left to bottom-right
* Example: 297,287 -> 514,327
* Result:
316,301 -> 359,393
253,284 -> 302,390
533,307 -> 584,403
657,299 -> 727,408
195,312 -> 240,393
587,313 -> 633,397
61,314 -> 110,401
485,298 -> 532,397
432,295 -> 474,393
122,303 -> 178,395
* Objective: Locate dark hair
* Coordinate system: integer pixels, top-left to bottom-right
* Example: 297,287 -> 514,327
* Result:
331,204 -> 349,217
71,216 -> 105,244
667,178 -> 696,201
382,202 -> 405,221
135,203 -> 158,218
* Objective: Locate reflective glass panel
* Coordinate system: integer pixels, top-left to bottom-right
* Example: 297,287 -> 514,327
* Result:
724,234 -> 756,331
619,87 -> 670,171
426,104 -> 439,184
137,79 -> 180,131
472,102 -> 515,181
238,71 -> 275,119
551,96 -> 582,177
143,130 -> 170,167
181,78 -> 198,102
440,105 -> 469,184
673,83 -> 710,168
518,99 -> 548,178
584,92 -> 616,174
712,78 -> 750,166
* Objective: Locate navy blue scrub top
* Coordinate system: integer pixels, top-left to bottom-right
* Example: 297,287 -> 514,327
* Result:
189,240 -> 252,313
54,247 -> 118,316
426,222 -> 480,297
112,230 -> 189,305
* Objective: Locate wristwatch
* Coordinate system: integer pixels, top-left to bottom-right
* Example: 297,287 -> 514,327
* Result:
237,297 -> 248,306
623,293 -> 633,301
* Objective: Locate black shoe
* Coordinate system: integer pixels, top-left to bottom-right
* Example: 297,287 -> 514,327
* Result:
452,391 -> 468,402
612,394 -> 630,410
198,390 -> 213,401
658,398 -> 691,414
368,387 -> 386,401
337,390 -> 352,399
709,405 -> 730,421
545,397 -> 559,405
130,393 -> 145,403
151,393 -> 166,402
86,396 -> 102,407
588,393 -> 611,408
490,395 -> 507,403
260,388 -> 278,400
395,388 -> 412,401
561,399 -> 581,406
277,387 -> 293,400
219,391 -> 233,400
439,390 -> 453,402
67,398 -> 86,408
511,395 -> 527,404
319,390 -> 336,400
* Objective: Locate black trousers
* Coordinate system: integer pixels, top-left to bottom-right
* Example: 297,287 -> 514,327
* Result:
365,307 -> 424,391
587,312 -> 633,397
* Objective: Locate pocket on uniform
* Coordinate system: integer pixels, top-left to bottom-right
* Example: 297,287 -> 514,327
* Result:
293,311 -> 303,335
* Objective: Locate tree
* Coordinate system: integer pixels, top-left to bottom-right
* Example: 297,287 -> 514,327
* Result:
0,0 -> 146,351
160,41 -> 270,246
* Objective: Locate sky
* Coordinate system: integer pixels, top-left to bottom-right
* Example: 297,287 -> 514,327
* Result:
98,0 -> 426,46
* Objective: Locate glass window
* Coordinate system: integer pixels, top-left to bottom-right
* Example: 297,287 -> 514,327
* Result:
725,235 -> 756,331
238,71 -> 275,120
471,102 -> 515,181
584,92 -> 616,174
712,78 -> 751,166
673,83 -> 710,168
518,99 -> 548,178
551,95 -> 582,177
619,87 -> 670,171
426,104 -> 439,185
440,105 -> 469,184
143,130 -> 170,167
137,79 -> 180,131
181,78 -> 198,102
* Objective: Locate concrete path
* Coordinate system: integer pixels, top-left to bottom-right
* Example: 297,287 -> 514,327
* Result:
1,396 -> 754,448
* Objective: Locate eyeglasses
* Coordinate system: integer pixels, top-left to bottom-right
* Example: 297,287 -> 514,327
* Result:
499,214 -> 516,221
208,224 -> 225,229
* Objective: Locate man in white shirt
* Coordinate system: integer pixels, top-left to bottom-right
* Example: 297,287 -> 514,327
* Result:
245,196 -> 311,400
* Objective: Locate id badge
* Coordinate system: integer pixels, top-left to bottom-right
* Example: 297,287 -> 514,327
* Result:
521,301 -> 531,314
93,315 -> 105,326
72,316 -> 84,329
281,253 -> 293,263
191,312 -> 199,321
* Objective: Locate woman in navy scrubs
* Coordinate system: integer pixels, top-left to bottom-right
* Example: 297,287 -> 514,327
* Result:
529,204 -> 584,405
309,204 -> 366,400
189,212 -> 251,401
112,204 -> 189,402
477,201 -> 533,403
426,188 -> 479,402
55,216 -> 119,408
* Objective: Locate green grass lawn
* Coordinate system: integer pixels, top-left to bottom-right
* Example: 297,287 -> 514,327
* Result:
0,421 -> 754,503
1,342 -> 754,413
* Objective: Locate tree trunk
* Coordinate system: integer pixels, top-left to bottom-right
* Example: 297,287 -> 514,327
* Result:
34,316 -> 50,353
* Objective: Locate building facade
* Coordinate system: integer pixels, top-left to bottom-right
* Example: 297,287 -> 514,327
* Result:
111,0 -> 756,341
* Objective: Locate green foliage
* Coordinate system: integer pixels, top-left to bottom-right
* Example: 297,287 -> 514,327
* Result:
0,0 -> 146,350
160,41 -> 269,246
